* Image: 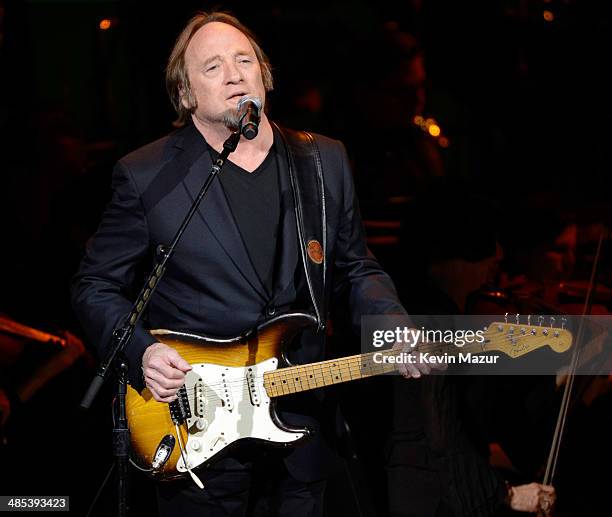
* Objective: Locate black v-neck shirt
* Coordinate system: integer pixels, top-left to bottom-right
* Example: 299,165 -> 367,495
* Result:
211,139 -> 281,297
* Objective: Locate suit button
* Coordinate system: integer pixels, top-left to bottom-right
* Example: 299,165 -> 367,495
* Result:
267,306 -> 276,317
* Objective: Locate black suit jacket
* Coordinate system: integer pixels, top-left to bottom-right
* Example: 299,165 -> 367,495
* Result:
71,122 -> 408,481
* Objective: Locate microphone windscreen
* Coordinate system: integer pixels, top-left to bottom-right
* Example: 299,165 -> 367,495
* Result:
237,96 -> 262,111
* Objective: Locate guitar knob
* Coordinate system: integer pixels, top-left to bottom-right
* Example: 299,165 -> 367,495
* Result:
190,439 -> 201,451
195,419 -> 208,431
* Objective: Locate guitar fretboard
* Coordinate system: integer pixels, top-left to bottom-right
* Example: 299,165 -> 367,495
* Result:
262,340 -> 484,397
261,321 -> 572,398
263,349 -> 395,397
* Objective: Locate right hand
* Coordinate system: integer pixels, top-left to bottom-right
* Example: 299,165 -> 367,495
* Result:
142,342 -> 192,402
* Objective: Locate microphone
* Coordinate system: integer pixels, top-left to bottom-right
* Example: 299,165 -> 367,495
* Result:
237,96 -> 262,140
151,434 -> 176,471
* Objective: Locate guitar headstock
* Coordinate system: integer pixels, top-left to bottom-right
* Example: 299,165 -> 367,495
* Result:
484,316 -> 573,358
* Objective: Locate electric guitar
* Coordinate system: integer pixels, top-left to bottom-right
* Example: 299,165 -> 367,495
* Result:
125,312 -> 572,481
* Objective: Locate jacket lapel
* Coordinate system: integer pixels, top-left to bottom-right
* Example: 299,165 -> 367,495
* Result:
176,124 -> 268,302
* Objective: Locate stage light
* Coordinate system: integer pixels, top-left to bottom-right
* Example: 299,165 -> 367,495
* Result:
428,124 -> 441,137
99,19 -> 112,30
543,10 -> 554,22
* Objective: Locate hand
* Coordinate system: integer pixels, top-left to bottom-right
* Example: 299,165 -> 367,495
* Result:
142,342 -> 192,403
508,482 -> 556,515
392,340 -> 447,379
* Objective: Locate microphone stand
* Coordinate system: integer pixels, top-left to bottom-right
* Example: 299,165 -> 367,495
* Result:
80,130 -> 241,517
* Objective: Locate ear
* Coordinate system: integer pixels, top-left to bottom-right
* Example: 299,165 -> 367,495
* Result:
179,86 -> 190,110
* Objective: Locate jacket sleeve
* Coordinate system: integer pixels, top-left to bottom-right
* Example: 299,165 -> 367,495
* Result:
71,161 -> 156,390
331,142 -> 411,335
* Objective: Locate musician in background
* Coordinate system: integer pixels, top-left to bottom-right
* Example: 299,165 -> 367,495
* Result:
71,11 -> 434,517
497,193 -> 577,308
0,319 -> 88,493
389,182 -> 556,516
0,322 -> 86,428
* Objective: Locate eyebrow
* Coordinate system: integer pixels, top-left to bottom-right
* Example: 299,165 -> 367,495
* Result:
201,51 -> 254,67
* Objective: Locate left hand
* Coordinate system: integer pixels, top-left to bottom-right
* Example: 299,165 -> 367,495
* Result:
508,482 -> 556,515
392,340 -> 447,379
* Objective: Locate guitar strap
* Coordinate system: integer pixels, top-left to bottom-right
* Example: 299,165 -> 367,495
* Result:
273,123 -> 327,332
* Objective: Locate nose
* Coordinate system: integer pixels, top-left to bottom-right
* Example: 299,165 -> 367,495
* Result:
223,60 -> 243,84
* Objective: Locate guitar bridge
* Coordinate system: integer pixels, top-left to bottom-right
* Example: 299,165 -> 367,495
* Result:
169,385 -> 192,424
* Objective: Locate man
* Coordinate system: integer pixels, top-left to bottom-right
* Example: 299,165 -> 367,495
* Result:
72,11 -> 427,516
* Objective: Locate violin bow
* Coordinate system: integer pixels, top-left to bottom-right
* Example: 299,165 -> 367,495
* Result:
541,225 -> 609,486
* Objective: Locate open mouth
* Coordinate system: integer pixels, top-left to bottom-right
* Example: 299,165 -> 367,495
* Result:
227,92 -> 248,103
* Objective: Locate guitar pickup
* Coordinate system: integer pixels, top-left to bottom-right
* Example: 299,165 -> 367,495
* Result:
194,379 -> 206,417
221,370 -> 234,411
247,368 -> 260,406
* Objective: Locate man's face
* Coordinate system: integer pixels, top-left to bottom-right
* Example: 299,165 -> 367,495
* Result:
183,22 -> 266,128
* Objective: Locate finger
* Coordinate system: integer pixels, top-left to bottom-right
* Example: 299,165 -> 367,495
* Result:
152,392 -> 178,403
144,368 -> 185,390
151,358 -> 188,380
168,352 -> 192,372
145,379 -> 179,402
431,360 -> 448,371
404,361 -> 421,378
396,358 -> 409,378
540,485 -> 555,494
145,378 -> 179,398
415,361 -> 431,375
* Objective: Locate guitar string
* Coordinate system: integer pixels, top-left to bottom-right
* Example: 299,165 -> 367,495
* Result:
167,331 -> 566,399
141,331 -> 567,407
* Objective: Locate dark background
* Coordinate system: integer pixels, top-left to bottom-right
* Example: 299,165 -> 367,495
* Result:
0,1 -> 610,515
2,0 -> 611,323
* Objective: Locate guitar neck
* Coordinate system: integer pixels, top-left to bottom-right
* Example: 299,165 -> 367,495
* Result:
263,340 -> 484,398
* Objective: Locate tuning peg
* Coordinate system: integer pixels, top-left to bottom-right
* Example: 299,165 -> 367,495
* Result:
561,317 -> 567,330
550,316 -> 555,328
527,314 -> 532,326
504,313 -> 508,324
538,316 -> 544,327
515,314 -> 520,325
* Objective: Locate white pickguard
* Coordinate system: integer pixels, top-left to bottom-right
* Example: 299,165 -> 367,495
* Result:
176,358 -> 306,472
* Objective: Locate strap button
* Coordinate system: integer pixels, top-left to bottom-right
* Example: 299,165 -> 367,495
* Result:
267,306 -> 276,317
